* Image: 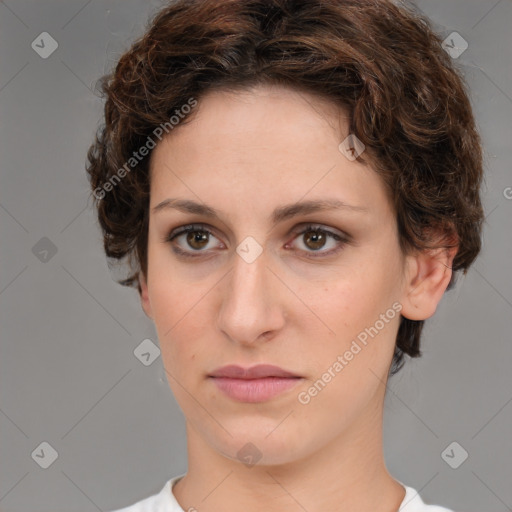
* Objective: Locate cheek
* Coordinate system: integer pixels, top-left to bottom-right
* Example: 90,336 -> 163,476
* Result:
147,271 -> 207,369
314,268 -> 384,330
308,260 -> 400,365
298,273 -> 399,424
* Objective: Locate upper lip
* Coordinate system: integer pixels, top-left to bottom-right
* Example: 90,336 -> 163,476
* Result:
208,364 -> 301,379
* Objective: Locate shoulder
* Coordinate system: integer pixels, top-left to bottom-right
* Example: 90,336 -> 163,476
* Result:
108,474 -> 186,512
109,477 -> 455,512
400,484 -> 455,512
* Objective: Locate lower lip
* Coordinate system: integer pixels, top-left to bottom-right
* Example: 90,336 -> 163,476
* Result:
209,377 -> 302,402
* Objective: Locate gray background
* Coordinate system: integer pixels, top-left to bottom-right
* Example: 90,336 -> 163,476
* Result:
0,1 -> 511,511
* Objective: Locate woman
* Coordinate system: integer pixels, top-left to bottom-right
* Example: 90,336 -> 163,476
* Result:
86,0 -> 484,510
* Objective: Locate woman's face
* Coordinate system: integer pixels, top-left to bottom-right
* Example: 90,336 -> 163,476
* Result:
140,84 -> 414,466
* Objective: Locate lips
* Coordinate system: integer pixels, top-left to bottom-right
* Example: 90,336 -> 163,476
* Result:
208,364 -> 302,403
208,364 -> 300,379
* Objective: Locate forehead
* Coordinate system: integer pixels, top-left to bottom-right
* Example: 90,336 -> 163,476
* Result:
148,83 -> 389,220
151,83 -> 348,163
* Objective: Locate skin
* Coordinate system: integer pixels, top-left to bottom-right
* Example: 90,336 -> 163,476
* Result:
139,83 -> 456,512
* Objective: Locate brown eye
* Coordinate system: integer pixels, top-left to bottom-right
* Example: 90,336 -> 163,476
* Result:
186,230 -> 210,250
303,229 -> 327,251
287,224 -> 348,258
165,224 -> 223,257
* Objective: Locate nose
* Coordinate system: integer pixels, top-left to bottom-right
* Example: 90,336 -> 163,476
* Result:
216,245 -> 287,346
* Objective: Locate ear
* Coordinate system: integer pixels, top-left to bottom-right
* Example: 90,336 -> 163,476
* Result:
400,245 -> 458,321
138,271 -> 153,319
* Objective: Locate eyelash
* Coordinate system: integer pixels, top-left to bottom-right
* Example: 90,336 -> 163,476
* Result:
164,223 -> 349,260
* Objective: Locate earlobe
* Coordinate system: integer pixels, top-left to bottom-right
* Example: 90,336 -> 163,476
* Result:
400,246 -> 458,321
138,272 -> 153,319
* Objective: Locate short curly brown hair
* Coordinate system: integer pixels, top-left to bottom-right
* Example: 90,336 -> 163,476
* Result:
86,0 -> 484,375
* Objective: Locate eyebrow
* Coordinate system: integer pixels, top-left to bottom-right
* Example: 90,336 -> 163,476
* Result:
152,198 -> 368,225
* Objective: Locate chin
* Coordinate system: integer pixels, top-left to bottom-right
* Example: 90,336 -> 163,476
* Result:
205,421 -> 311,468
